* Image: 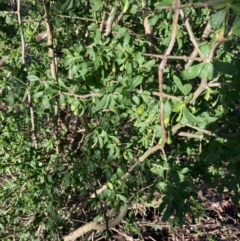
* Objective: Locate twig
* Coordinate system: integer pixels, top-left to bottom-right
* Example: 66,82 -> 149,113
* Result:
16,0 -> 38,149
43,1 -> 57,81
190,77 -> 208,104
171,123 -> 182,134
143,53 -> 206,62
62,91 -> 102,99
178,132 -> 203,139
208,82 -> 233,87
43,0 -> 59,154
57,14 -> 102,23
180,9 -> 203,58
185,22 -> 212,69
155,2 -> 218,10
152,92 -> 181,101
186,124 -> 218,137
111,228 -> 133,241
158,0 -> 180,143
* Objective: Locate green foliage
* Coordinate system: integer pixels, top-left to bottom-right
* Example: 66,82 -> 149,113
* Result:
1,0 -> 240,240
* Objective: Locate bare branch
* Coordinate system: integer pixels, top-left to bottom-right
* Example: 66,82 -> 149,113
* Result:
178,131 -> 203,139
155,2 -> 218,10
152,92 -> 182,101
43,1 -> 57,81
158,0 -> 180,143
186,124 -> 218,137
185,22 -> 212,69
143,53 -> 206,62
180,9 -> 203,58
16,0 -> 37,149
43,1 -> 59,154
62,92 -> 102,99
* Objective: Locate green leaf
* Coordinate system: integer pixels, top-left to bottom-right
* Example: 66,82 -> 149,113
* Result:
213,61 -> 238,75
161,200 -> 173,222
158,196 -> 169,214
164,100 -> 172,117
210,8 -> 227,30
174,201 -> 183,220
143,59 -> 156,69
58,78 -> 69,90
183,84 -> 192,95
132,95 -> 140,105
91,0 -> 102,12
27,75 -> 40,81
173,75 -> 184,94
129,76 -> 143,90
199,43 -> 210,58
183,108 -> 201,124
172,101 -> 185,112
159,182 -> 168,192
116,194 -> 127,203
199,62 -> 214,79
66,0 -> 74,10
154,0 -> 173,7
210,0 -> 228,10
231,3 -> 240,14
92,95 -> 107,113
204,88 -> 212,101
181,167 -> 189,174
231,16 -> 240,36
180,113 -> 188,125
33,91 -> 44,99
182,63 -> 204,80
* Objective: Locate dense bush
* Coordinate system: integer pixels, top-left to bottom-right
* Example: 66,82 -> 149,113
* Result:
0,0 -> 240,240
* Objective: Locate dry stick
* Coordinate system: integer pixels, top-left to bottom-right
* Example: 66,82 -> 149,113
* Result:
158,0 -> 180,143
16,0 -> 38,149
64,144 -> 162,241
43,1 -> 59,154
